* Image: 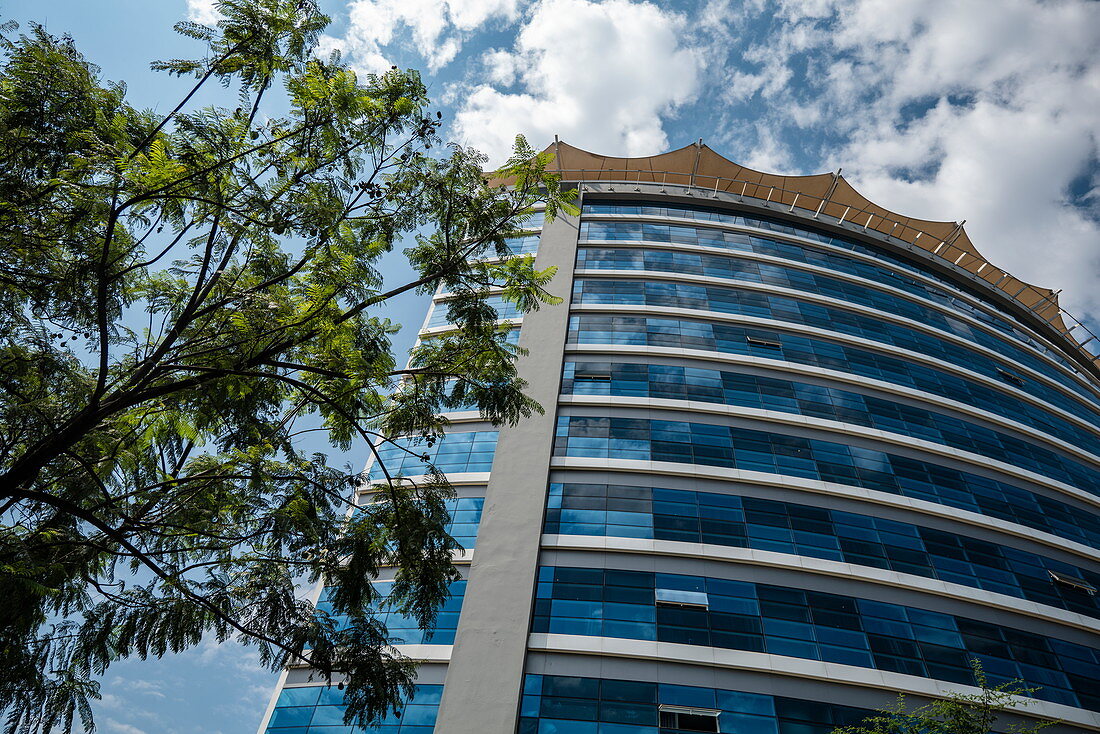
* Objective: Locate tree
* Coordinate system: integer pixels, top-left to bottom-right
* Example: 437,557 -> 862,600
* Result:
0,1 -> 576,731
833,662 -> 1055,734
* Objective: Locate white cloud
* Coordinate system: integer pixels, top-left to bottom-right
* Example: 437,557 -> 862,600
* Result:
319,0 -> 524,74
185,0 -> 222,25
452,0 -> 704,163
102,720 -> 148,734
708,0 -> 1100,322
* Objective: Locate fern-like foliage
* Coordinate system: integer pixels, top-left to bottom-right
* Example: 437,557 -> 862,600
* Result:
832,660 -> 1056,734
0,3 -> 577,731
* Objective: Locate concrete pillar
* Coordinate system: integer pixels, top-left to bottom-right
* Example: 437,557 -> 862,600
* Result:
433,209 -> 580,733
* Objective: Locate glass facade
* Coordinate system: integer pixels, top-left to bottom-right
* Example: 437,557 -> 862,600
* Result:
265,684 -> 442,733
561,361 -> 1100,489
314,579 -> 467,645
579,214 -> 1087,381
567,314 -> 1100,448
532,566 -> 1100,709
366,431 -> 498,478
553,415 -> 1100,547
261,179 -> 1100,734
572,278 -> 1096,408
544,483 -> 1100,618
427,295 -> 524,328
520,674 -> 873,734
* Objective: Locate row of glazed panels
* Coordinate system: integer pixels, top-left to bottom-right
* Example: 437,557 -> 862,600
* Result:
366,431 -> 499,479
576,218 -> 1073,378
264,683 -> 440,733
426,295 -> 523,328
441,211 -> 1086,400
427,271 -> 1100,434
561,360 -> 1100,495
370,422 -> 1100,551
520,673 -> 1017,734
582,199 -> 1071,370
567,314 -> 1100,457
422,281 -> 1100,439
534,566 -> 1100,711
313,579 -> 467,646
573,242 -> 1081,394
545,482 -> 1100,619
552,416 -> 1100,549
263,674 -> 1006,734
572,277 -> 1100,416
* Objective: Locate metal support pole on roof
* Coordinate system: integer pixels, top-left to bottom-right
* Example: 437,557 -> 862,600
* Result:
1037,291 -> 1064,324
789,193 -> 800,212
814,169 -> 842,218
690,139 -> 702,188
764,186 -> 774,204
837,206 -> 850,224
712,178 -> 720,198
946,220 -> 967,245
739,182 -> 747,202
863,213 -> 874,230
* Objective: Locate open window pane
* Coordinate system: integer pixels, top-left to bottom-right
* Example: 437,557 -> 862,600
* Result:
655,589 -> 709,609
659,704 -> 720,732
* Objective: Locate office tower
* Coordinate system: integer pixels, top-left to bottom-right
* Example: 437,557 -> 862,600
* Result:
259,142 -> 1100,734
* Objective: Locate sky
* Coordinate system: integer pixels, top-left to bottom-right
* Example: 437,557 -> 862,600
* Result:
2,0 -> 1098,733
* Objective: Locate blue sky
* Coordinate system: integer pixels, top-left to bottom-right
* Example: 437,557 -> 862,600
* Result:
2,0 -> 1098,732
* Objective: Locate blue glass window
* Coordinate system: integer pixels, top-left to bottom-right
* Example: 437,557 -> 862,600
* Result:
534,567 -> 1100,710
420,326 -> 521,347
315,579 -> 466,646
367,431 -> 498,478
427,294 -> 523,328
505,234 -> 541,255
521,673 -> 885,734
582,200 -> 1075,371
576,246 -> 1049,364
562,361 -> 1100,491
572,278 -> 1099,411
517,210 -> 545,231
355,494 -> 484,552
265,683 -> 443,732
444,496 -> 485,548
553,416 -> 1100,549
545,483 -> 1100,618
567,314 -> 1100,445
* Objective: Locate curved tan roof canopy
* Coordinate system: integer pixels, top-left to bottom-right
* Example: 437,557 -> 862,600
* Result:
544,140 -> 1098,376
